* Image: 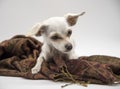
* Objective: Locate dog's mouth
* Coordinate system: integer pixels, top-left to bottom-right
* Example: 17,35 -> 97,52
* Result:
58,47 -> 73,53
63,49 -> 72,53
50,44 -> 72,54
55,48 -> 71,54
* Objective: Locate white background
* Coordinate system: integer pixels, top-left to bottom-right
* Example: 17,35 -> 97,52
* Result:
0,0 -> 120,89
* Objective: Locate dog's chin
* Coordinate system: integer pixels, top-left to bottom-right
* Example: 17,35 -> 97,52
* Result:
60,50 -> 72,54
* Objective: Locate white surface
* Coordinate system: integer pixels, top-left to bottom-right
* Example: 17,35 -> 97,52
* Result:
0,0 -> 120,89
0,76 -> 120,89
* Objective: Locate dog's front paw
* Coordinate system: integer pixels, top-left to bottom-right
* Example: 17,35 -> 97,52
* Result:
31,67 -> 40,74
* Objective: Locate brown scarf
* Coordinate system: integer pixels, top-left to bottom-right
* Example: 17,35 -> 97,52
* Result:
0,35 -> 120,86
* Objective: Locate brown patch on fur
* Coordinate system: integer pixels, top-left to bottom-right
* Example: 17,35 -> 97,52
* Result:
35,25 -> 48,36
66,16 -> 78,26
66,12 -> 85,26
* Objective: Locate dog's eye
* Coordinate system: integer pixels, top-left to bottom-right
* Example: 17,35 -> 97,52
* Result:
67,30 -> 72,36
51,35 -> 62,40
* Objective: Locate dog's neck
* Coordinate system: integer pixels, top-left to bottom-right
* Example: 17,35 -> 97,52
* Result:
48,43 -> 62,55
46,43 -> 69,60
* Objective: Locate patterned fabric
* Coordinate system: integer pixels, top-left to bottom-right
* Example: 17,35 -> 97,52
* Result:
0,35 -> 120,85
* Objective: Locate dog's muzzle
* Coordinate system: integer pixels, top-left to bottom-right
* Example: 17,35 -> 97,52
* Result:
65,43 -> 72,51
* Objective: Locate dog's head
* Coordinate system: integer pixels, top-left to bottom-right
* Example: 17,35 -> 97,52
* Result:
27,12 -> 85,53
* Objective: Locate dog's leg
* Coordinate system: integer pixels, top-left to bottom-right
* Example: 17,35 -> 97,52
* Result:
31,44 -> 48,74
31,53 -> 44,74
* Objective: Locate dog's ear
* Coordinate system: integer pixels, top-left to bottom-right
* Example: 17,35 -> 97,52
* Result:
35,24 -> 48,36
64,12 -> 85,26
26,23 -> 48,37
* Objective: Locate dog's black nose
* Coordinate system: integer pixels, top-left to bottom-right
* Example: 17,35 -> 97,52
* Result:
65,43 -> 72,51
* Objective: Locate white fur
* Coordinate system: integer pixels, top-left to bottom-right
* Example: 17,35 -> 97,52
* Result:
26,13 -> 84,74
26,23 -> 41,36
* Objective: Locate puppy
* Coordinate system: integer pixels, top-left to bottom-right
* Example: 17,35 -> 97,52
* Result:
26,12 -> 85,74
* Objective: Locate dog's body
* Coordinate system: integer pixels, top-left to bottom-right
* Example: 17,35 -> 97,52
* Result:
26,12 -> 85,74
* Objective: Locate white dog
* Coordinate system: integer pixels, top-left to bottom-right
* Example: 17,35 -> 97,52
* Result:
26,12 -> 85,74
